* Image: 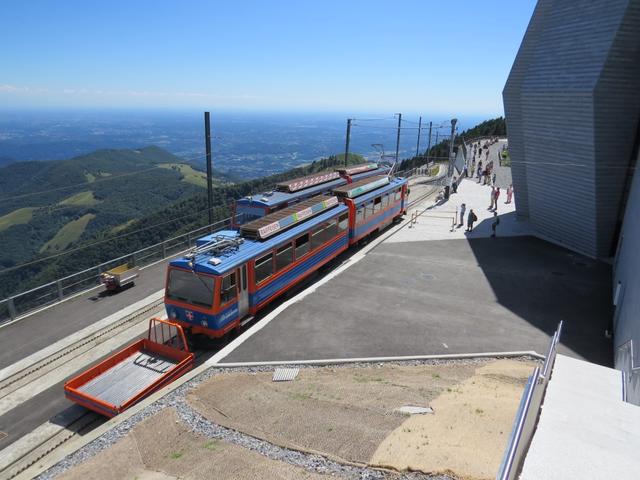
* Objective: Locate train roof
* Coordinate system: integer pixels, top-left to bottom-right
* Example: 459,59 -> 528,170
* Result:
235,177 -> 346,208
335,162 -> 379,175
235,166 -> 391,209
333,175 -> 391,198
240,194 -> 339,240
170,203 -> 348,276
275,171 -> 341,193
352,176 -> 406,204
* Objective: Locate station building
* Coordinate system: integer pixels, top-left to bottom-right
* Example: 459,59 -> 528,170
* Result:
503,0 -> 640,403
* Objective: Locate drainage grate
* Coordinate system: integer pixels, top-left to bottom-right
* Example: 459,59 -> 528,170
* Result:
273,368 -> 299,382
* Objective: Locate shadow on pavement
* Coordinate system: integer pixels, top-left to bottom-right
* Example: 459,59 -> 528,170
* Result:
466,235 -> 613,366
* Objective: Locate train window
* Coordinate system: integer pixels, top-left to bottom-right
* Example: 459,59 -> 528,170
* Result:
395,189 -> 401,201
381,194 -> 389,208
373,197 -> 382,213
255,252 -> 274,284
276,243 -> 293,271
356,207 -> 364,224
220,272 -> 237,305
325,219 -> 338,239
365,201 -> 375,218
295,234 -> 310,258
338,213 -> 348,231
311,228 -> 324,249
167,269 -> 214,308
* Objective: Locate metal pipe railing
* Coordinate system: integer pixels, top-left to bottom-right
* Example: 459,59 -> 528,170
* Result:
0,214 -> 239,323
496,321 -> 563,480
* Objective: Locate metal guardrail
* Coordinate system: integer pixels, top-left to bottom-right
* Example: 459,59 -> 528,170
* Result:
0,216 -> 239,324
496,321 -> 563,480
616,339 -> 640,404
0,164 -> 439,324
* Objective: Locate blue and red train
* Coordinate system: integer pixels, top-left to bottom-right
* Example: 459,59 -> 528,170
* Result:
163,163 -> 408,339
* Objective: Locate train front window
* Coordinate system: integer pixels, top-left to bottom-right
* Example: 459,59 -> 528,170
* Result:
220,272 -> 237,305
167,269 -> 214,308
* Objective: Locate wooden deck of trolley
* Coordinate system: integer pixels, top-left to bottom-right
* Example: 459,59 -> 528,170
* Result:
332,175 -> 390,198
240,194 -> 339,240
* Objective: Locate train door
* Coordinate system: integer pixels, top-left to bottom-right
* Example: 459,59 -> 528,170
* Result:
237,264 -> 249,319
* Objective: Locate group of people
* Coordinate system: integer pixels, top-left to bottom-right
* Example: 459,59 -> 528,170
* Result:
443,138 -> 515,237
457,203 -> 478,232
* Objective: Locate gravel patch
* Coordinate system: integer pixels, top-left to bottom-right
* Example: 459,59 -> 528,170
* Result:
39,356 -> 539,479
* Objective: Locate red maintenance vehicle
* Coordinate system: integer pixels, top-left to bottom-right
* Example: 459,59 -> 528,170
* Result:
64,318 -> 194,417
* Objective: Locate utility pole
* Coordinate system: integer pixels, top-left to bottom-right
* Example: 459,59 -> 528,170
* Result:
204,112 -> 214,226
344,118 -> 352,167
415,116 -> 422,157
426,121 -> 433,164
448,118 -> 458,177
395,113 -> 402,164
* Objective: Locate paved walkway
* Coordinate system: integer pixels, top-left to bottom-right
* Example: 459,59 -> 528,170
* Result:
464,138 -> 512,188
389,177 -> 532,243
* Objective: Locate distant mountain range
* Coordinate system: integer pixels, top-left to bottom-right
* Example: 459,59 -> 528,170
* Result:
0,146 -> 232,267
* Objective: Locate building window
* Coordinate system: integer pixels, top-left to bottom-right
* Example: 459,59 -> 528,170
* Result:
255,252 -> 274,284
295,234 -> 310,259
275,243 -> 293,271
220,272 -> 237,305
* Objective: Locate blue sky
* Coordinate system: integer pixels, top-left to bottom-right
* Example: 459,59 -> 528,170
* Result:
0,0 -> 536,115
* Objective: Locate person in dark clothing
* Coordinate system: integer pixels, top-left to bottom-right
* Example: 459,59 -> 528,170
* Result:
466,209 -> 478,232
491,211 -> 500,237
452,176 -> 458,193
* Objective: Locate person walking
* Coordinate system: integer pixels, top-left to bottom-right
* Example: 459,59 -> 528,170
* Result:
493,187 -> 501,211
492,172 -> 497,186
466,209 -> 477,232
477,166 -> 483,183
489,186 -> 496,210
458,203 -> 466,227
491,211 -> 500,238
452,176 -> 458,193
506,184 -> 513,203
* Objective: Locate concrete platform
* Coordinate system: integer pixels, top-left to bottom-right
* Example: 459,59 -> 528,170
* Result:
223,235 -> 612,365
520,354 -> 639,479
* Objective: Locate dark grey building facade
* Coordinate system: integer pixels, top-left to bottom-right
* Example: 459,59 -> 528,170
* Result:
503,0 -> 640,403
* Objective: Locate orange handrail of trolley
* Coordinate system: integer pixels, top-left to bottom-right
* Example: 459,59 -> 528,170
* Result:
64,318 -> 194,417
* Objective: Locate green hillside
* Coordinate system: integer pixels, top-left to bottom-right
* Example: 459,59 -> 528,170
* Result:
0,146 -> 230,267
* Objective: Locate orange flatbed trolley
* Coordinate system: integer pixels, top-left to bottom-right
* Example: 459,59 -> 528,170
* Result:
64,318 -> 194,417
